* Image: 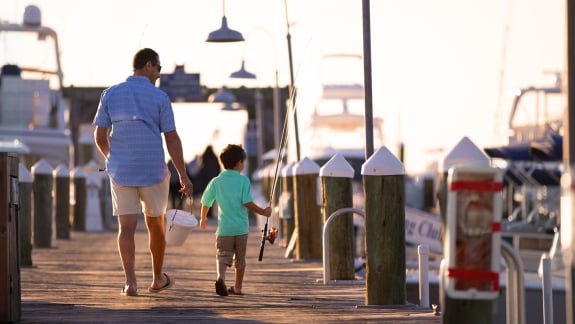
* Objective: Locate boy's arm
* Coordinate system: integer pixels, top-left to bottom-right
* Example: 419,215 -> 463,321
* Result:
200,205 -> 210,229
244,202 -> 272,217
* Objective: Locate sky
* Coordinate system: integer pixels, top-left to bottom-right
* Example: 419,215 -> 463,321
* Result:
0,0 -> 566,174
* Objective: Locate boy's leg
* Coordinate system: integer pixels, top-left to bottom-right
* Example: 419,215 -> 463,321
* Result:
234,268 -> 245,293
231,234 -> 248,293
217,260 -> 227,281
215,236 -> 232,296
215,260 -> 229,296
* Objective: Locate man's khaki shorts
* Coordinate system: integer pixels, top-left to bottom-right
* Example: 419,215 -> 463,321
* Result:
110,175 -> 169,217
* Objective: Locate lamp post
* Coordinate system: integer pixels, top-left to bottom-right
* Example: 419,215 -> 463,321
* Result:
229,27 -> 281,166
207,1 -> 299,163
283,0 -> 300,161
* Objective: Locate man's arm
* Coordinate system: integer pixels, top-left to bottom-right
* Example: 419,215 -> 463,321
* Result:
94,126 -> 110,158
164,130 -> 193,195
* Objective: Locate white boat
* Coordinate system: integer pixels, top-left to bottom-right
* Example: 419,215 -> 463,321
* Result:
303,54 -> 383,173
0,5 -> 71,168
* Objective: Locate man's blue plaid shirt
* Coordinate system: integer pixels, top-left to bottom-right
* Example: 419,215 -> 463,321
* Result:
93,75 -> 175,186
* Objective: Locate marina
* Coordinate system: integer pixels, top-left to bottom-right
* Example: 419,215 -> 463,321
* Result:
1,2 -> 574,324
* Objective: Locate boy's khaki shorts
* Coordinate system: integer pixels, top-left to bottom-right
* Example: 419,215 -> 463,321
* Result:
110,175 -> 169,217
216,234 -> 248,269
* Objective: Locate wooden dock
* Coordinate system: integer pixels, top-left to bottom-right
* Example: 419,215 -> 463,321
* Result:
18,219 -> 441,323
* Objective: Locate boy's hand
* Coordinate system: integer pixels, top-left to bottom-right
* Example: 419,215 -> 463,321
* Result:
200,218 -> 207,230
262,206 -> 272,217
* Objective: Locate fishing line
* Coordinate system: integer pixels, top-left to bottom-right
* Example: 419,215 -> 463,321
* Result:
266,41 -> 307,213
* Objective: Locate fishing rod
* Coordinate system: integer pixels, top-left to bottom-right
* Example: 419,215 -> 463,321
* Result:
259,0 -> 306,260
258,87 -> 298,262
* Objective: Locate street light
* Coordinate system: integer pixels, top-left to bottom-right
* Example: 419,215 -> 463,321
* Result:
208,87 -> 239,110
205,0 -> 244,43
206,1 -> 299,163
230,60 -> 256,79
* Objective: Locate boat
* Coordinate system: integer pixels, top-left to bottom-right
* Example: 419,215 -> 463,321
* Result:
302,53 -> 383,179
0,5 -> 71,168
484,74 -> 564,258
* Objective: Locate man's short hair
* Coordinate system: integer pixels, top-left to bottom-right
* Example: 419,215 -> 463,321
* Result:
133,48 -> 159,70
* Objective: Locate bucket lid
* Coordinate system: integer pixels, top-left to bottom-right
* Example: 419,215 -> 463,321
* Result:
166,209 -> 198,227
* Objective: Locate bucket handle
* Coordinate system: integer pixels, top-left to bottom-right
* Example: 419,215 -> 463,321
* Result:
168,195 -> 193,233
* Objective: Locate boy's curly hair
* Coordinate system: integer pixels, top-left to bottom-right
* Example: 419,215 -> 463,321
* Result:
219,144 -> 246,170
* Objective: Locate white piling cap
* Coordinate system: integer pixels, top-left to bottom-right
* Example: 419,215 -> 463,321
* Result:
442,136 -> 490,172
293,157 -> 320,175
71,166 -> 86,178
85,160 -> 101,172
281,161 -> 296,177
53,164 -> 70,178
267,162 -> 282,178
0,139 -> 30,154
361,146 -> 404,176
319,153 -> 354,178
31,159 -> 53,175
19,163 -> 33,183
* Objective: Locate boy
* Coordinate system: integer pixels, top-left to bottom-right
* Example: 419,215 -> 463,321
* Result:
200,144 -> 272,296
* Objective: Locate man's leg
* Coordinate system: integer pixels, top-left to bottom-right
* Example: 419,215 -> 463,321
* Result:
145,213 -> 169,289
118,214 -> 139,293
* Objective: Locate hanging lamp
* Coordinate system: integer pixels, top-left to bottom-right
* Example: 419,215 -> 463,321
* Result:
206,0 -> 244,42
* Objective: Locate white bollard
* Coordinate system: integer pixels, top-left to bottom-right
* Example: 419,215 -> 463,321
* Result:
418,244 -> 430,308
539,254 -> 554,324
84,161 -> 103,232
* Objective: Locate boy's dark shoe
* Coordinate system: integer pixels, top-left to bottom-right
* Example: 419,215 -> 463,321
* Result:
215,278 -> 228,296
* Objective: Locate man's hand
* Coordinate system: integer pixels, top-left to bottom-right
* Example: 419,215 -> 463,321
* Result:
179,176 -> 193,197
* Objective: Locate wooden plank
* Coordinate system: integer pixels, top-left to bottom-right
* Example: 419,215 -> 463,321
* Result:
19,220 -> 441,323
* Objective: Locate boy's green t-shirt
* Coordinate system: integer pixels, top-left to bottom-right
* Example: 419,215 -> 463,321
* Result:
201,170 -> 252,236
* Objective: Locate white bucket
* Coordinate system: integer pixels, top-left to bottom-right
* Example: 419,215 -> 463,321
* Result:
165,209 -> 198,246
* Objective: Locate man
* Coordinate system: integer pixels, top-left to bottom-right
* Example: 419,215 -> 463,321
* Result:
93,48 -> 193,296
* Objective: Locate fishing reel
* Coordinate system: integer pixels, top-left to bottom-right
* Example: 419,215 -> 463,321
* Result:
262,227 -> 278,245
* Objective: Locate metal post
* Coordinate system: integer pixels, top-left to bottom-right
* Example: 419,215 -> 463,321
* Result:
322,207 -> 365,284
540,255 -> 554,324
501,240 -> 526,324
564,1 -> 575,323
284,0 -> 300,161
273,70 -> 281,155
362,0 -> 374,159
255,89 -> 264,167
